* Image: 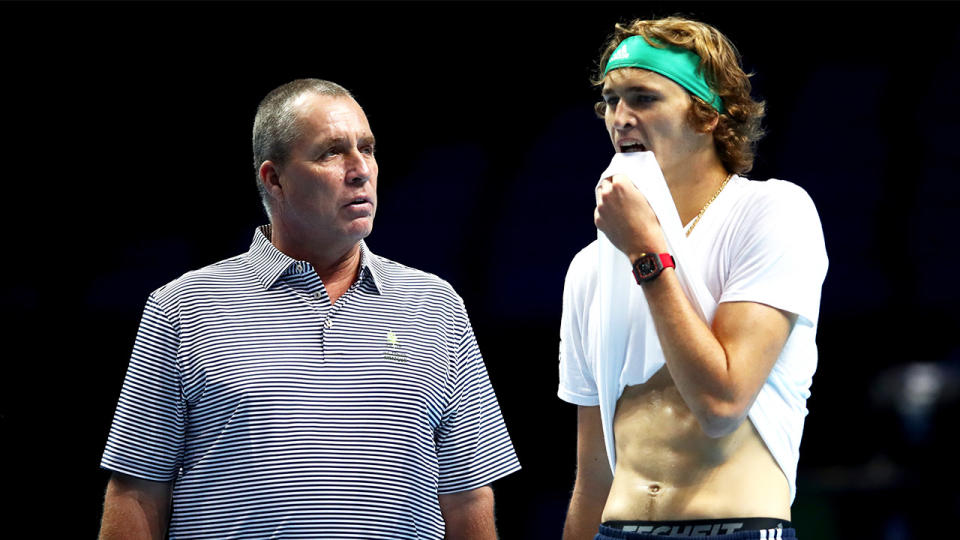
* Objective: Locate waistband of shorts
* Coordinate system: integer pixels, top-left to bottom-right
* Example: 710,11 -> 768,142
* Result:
602,517 -> 793,535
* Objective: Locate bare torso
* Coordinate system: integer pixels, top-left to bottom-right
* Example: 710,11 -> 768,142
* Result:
602,367 -> 790,522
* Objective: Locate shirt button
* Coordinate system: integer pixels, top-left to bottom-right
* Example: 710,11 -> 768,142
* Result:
314,292 -> 323,300
324,319 -> 333,329
295,263 -> 304,272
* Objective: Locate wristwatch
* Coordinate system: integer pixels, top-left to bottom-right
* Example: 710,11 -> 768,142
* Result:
632,253 -> 675,284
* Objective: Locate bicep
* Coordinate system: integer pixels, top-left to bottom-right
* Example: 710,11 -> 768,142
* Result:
438,486 -> 495,539
562,406 -> 611,540
438,485 -> 493,513
712,300 -> 796,406
100,472 -> 173,540
105,471 -> 173,500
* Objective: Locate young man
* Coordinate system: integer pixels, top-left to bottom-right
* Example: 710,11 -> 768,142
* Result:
559,17 -> 827,539
99,79 -> 520,539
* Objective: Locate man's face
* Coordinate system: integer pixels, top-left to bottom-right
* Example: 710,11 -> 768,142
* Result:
274,93 -> 378,246
601,68 -> 710,178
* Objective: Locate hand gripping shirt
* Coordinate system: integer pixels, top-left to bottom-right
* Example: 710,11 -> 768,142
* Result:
102,226 -> 520,539
558,153 -> 828,502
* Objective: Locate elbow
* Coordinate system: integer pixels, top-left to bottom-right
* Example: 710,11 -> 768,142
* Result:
695,399 -> 750,438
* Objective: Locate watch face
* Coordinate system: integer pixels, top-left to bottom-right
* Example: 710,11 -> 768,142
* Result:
633,253 -> 672,284
634,253 -> 661,279
637,258 -> 657,277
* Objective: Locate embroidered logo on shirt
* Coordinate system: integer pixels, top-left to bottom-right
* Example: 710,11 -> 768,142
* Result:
384,331 -> 407,363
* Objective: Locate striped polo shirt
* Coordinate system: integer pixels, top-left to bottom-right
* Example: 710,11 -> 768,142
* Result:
101,226 -> 520,539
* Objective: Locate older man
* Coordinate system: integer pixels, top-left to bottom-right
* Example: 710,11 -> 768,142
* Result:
99,79 -> 519,539
558,17 -> 827,540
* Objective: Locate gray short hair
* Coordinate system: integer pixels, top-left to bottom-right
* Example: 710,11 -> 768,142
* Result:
252,79 -> 354,217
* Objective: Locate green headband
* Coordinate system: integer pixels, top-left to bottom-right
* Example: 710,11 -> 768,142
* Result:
604,35 -> 724,113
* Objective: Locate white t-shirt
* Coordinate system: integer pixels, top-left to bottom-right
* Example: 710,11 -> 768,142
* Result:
558,175 -> 828,502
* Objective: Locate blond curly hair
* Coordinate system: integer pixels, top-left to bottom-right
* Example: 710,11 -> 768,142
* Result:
593,17 -> 766,174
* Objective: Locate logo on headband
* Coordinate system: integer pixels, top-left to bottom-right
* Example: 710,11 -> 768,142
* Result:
610,44 -> 630,61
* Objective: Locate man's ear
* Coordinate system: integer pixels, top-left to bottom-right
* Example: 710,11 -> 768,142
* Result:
259,160 -> 283,203
701,111 -> 720,134
688,101 -> 720,135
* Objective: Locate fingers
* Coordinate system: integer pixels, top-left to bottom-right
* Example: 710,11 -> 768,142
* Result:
595,176 -> 618,230
596,176 -> 629,210
596,177 -> 611,203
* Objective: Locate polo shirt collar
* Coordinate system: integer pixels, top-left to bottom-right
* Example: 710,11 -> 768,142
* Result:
246,225 -> 384,293
357,240 -> 386,294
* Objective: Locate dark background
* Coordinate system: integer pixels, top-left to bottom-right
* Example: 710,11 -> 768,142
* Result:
3,1 -> 960,538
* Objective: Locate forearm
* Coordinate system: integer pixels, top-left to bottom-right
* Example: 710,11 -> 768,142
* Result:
562,485 -> 609,540
641,269 -> 742,434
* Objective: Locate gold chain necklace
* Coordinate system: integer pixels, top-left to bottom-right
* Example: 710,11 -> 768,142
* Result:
685,173 -> 733,237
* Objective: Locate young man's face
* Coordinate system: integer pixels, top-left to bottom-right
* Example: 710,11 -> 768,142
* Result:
601,68 -> 713,179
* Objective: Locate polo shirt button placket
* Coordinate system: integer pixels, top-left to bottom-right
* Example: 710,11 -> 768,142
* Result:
321,315 -> 334,362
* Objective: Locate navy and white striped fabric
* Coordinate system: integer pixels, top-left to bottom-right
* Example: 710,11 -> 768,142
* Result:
101,226 -> 520,538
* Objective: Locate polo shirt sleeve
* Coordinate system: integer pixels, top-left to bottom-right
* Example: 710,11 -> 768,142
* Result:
719,182 -> 828,326
101,294 -> 185,481
435,302 -> 520,494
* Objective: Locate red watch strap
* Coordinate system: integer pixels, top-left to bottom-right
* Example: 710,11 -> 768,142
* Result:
659,253 -> 675,269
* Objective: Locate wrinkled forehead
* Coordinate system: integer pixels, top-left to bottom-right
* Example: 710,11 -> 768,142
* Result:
292,93 -> 373,138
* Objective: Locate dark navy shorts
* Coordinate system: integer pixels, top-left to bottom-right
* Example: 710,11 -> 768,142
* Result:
595,518 -> 796,539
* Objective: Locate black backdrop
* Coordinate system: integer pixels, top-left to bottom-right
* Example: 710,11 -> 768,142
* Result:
4,1 -> 960,538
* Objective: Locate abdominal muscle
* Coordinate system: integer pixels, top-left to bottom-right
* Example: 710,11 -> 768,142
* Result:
602,367 -> 791,522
